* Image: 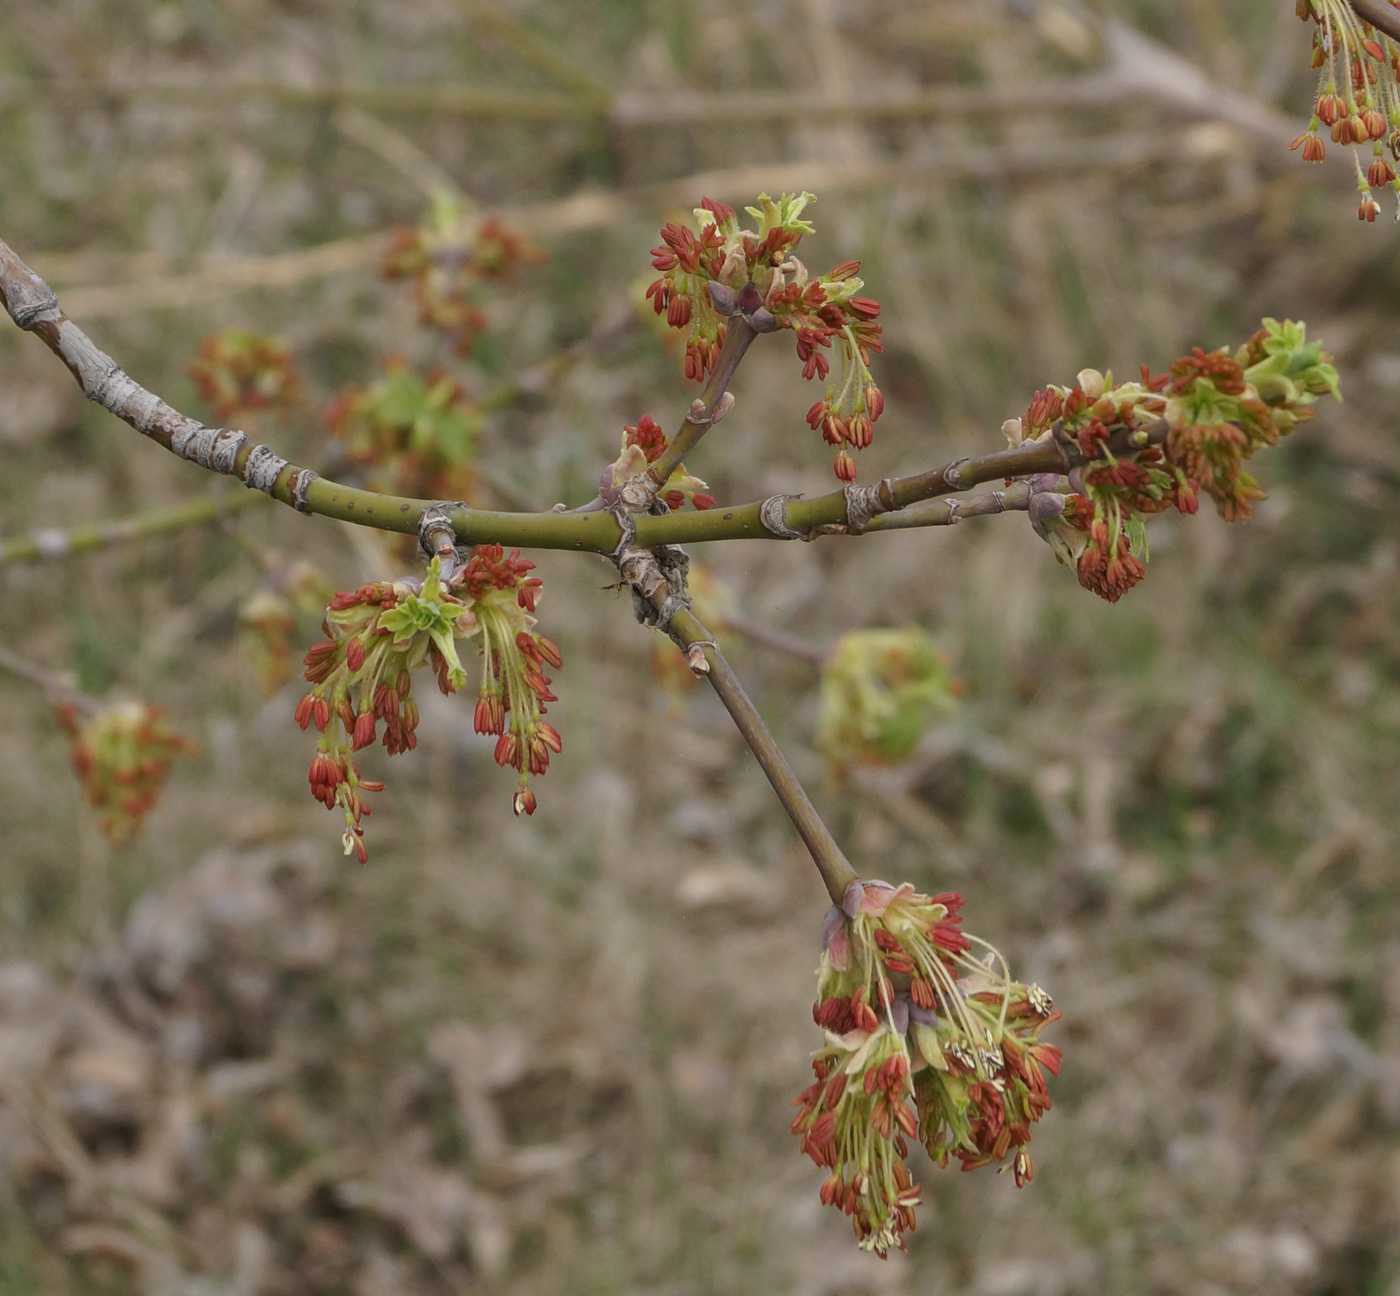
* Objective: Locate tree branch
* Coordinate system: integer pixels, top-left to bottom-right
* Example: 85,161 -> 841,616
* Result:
0,491 -> 267,566
1349,0 -> 1400,44
0,233 -> 1156,556
665,607 -> 857,905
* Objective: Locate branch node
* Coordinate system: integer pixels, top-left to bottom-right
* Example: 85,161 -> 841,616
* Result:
290,467 -> 319,514
417,502 -> 466,567
843,479 -> 895,534
942,458 -> 971,490
244,444 -> 290,496
172,426 -> 247,475
759,493 -> 808,540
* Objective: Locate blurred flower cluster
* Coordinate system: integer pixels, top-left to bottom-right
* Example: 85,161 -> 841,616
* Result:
1292,0 -> 1400,220
186,329 -> 300,421
817,629 -> 955,776
646,193 -> 884,482
326,360 -> 480,500
1020,318 -> 1340,602
238,560 -> 335,696
56,700 -> 197,843
792,879 -> 1060,1256
382,191 -> 544,357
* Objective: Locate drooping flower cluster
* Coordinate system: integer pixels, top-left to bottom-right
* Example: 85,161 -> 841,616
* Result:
817,629 -> 955,777
645,193 -> 885,482
326,359 -> 480,500
598,414 -> 716,511
1291,0 -> 1400,220
296,551 -> 565,858
792,879 -> 1061,1257
186,329 -> 300,421
297,559 -> 469,863
56,701 -> 198,843
381,191 -> 545,356
1017,318 -> 1340,602
455,543 -> 562,819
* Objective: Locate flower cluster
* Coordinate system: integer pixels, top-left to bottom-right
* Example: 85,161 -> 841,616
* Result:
645,193 -> 885,482
326,360 -> 480,500
1017,319 -> 1340,602
296,551 -> 563,858
56,701 -> 197,843
239,561 -> 334,697
381,191 -> 544,356
817,629 -> 955,776
598,414 -> 716,511
297,559 -> 471,863
455,543 -> 562,819
1292,0 -> 1400,220
186,330 -> 299,421
792,879 -> 1060,1256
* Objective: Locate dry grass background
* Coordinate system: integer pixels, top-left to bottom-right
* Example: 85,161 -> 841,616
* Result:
4,1 -> 1400,1292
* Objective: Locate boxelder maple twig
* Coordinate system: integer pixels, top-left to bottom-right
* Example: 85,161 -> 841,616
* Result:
0,234 -> 1080,552
666,607 -> 857,906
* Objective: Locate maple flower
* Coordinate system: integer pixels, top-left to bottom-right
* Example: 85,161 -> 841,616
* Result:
1018,320 -> 1339,602
598,415 -> 716,511
792,879 -> 1060,1255
57,701 -> 198,843
296,558 -> 474,862
453,544 -> 563,816
1294,0 -> 1400,219
645,192 -> 886,481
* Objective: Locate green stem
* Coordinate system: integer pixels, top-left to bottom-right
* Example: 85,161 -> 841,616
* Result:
647,316 -> 759,491
0,490 -> 267,565
668,607 -> 857,905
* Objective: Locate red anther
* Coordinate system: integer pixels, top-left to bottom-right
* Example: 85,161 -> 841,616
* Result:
806,398 -> 828,429
847,413 -> 873,449
848,296 -> 881,319
1316,92 -> 1346,126
337,698 -> 355,730
313,698 -> 331,732
295,695 -> 315,730
535,636 -> 563,669
352,712 -> 377,751
865,383 -> 885,421
513,787 -> 537,816
827,259 -> 861,280
474,695 -> 500,734
359,777 -> 385,792
664,490 -> 685,510
667,294 -> 691,329
538,723 -> 563,753
834,452 -> 857,483
494,733 -> 519,769
821,412 -> 844,446
692,493 -> 715,510
528,739 -> 551,775
346,638 -> 366,672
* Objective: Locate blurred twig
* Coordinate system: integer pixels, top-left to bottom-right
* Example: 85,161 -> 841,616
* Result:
0,645 -> 95,714
0,490 -> 267,566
